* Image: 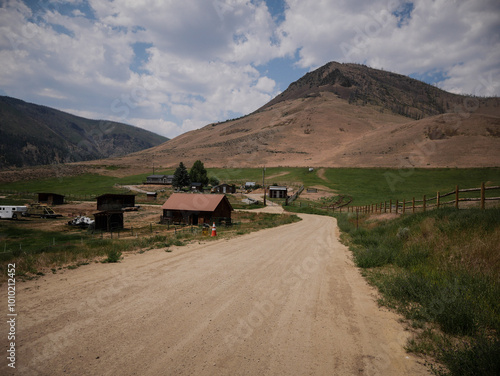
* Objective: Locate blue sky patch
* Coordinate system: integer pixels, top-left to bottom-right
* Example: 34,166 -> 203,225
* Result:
393,2 -> 414,27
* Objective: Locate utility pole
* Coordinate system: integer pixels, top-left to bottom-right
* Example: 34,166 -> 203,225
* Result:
262,167 -> 266,206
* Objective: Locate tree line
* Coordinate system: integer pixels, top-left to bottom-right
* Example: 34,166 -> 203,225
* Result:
172,160 -> 219,190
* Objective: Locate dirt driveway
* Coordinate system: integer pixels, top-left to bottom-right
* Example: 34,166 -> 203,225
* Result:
5,214 -> 429,375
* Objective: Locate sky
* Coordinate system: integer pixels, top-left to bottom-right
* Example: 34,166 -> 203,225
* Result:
0,0 -> 499,138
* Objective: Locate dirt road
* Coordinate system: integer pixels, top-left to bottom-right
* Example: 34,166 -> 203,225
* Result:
5,214 -> 429,375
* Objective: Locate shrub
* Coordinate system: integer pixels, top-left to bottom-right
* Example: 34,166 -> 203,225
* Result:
435,337 -> 500,376
104,248 -> 122,263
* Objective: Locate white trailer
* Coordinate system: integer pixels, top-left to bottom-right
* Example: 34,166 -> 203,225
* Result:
0,206 -> 27,219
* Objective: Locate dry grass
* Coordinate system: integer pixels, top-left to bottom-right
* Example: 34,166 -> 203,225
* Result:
336,207 -> 500,376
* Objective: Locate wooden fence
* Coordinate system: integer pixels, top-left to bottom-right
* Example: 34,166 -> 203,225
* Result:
347,183 -> 500,214
288,185 -> 304,204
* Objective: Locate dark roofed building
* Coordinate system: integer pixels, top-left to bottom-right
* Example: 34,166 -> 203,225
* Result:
145,175 -> 174,185
268,186 -> 288,199
38,193 -> 65,205
191,182 -> 204,192
161,193 -> 233,226
96,194 -> 136,211
212,184 -> 236,194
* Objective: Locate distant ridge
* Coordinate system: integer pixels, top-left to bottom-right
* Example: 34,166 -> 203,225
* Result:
0,96 -> 168,168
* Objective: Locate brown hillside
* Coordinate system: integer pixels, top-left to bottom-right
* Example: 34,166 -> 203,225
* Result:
85,62 -> 500,171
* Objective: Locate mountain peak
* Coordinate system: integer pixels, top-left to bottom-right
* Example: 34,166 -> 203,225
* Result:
261,61 -> 466,120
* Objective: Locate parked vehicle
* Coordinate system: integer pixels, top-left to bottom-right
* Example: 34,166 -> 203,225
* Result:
0,206 -> 27,219
23,204 -> 62,219
68,216 -> 95,229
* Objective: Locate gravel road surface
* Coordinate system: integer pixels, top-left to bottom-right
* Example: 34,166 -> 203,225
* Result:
5,213 -> 429,375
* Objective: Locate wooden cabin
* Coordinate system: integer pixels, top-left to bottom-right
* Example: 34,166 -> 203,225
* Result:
161,193 -> 233,226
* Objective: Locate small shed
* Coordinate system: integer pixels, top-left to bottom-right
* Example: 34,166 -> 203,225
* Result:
38,193 -> 65,205
145,175 -> 174,185
212,183 -> 236,194
146,192 -> 158,201
191,182 -> 204,192
96,194 -> 136,211
161,193 -> 233,226
268,186 -> 288,199
94,211 -> 123,231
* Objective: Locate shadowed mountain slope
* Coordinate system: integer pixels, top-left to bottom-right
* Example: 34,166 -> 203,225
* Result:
0,96 -> 168,168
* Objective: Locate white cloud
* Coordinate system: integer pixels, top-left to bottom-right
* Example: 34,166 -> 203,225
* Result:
0,0 -> 283,138
0,0 -> 498,142
279,0 -> 500,95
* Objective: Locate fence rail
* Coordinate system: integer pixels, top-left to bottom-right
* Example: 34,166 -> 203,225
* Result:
347,183 -> 500,214
288,185 -> 304,204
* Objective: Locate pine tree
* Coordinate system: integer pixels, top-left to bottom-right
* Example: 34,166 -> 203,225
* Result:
189,160 -> 208,186
172,162 -> 191,190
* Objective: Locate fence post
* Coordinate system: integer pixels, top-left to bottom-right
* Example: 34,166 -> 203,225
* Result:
389,199 -> 392,213
412,197 -> 415,213
402,199 -> 406,214
395,200 -> 399,214
455,185 -> 459,209
423,195 -> 426,212
437,191 -> 440,209
481,182 -> 485,210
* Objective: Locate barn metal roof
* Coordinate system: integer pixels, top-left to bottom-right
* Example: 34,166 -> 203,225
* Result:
161,193 -> 233,212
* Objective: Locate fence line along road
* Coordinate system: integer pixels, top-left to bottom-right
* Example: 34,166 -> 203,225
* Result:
338,182 -> 500,214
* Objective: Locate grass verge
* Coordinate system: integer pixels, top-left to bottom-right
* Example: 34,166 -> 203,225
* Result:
335,207 -> 500,375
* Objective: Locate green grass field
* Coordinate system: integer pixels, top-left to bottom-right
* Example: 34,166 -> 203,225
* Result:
1,167 -> 499,205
